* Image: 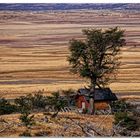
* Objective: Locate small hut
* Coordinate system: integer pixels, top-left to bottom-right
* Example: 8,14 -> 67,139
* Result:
75,88 -> 118,114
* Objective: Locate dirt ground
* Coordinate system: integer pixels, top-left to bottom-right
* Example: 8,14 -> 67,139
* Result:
0,10 -> 140,99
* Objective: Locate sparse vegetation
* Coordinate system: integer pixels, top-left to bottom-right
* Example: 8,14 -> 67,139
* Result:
47,91 -> 67,117
113,100 -> 140,136
14,91 -> 48,112
0,98 -> 17,115
19,112 -> 35,128
30,90 -> 48,109
110,100 -> 132,113
19,109 -> 35,137
15,94 -> 33,113
61,89 -> 76,106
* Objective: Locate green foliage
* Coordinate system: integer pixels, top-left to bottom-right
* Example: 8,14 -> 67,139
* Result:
51,91 -> 60,100
19,112 -> 35,127
14,90 -> 67,117
122,117 -> 138,131
46,91 -> 67,118
68,27 -> 125,88
0,98 -> 17,115
61,89 -> 76,106
15,91 -> 48,113
49,91 -> 67,111
54,98 -> 67,111
113,100 -> 139,133
15,95 -> 33,113
114,112 -> 128,124
114,112 -> 138,131
30,91 -> 48,109
110,100 -> 131,112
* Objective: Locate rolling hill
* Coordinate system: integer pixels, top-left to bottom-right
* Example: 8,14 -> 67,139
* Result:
0,3 -> 140,11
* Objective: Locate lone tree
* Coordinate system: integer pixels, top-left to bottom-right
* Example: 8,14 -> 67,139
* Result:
68,27 -> 125,91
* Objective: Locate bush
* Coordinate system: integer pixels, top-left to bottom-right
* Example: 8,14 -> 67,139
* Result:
61,89 -> 76,106
122,117 -> 138,131
45,92 -> 67,118
113,100 -> 140,136
0,98 -> 17,115
30,90 -> 48,109
19,112 -> 35,128
15,90 -> 67,113
114,112 -> 128,124
15,95 -> 33,113
15,91 -> 48,112
110,100 -> 131,113
49,92 -> 67,111
114,112 -> 138,131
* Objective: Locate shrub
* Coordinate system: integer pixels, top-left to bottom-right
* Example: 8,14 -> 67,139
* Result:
110,100 -> 131,113
61,89 -> 76,106
122,117 -> 138,131
15,95 -> 33,113
113,100 -> 140,136
114,112 -> 138,131
15,91 -> 48,112
19,112 -> 35,128
49,92 -> 67,111
46,91 -> 67,118
18,98 -> 36,137
114,112 -> 128,124
0,98 -> 17,115
30,91 -> 48,109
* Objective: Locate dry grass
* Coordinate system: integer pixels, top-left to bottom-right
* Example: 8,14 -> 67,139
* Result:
0,10 -> 139,99
0,112 -> 113,137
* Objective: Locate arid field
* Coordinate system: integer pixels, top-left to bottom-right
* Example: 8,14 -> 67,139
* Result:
0,10 -> 140,99
0,112 -> 113,137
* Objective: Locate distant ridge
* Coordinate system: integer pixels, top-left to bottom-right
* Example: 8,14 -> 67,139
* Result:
0,3 -> 140,11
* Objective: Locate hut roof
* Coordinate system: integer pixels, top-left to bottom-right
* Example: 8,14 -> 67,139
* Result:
77,88 -> 118,101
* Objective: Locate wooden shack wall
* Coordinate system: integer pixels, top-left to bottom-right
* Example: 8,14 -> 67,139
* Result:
94,101 -> 109,110
76,96 -> 89,109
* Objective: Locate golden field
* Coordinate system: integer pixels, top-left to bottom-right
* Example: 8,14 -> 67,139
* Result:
0,10 -> 140,99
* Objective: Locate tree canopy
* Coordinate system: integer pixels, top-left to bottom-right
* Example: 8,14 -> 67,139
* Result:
68,27 -> 125,90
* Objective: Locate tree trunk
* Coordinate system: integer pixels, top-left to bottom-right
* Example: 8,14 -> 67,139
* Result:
90,77 -> 96,92
89,77 -> 96,115
89,98 -> 94,115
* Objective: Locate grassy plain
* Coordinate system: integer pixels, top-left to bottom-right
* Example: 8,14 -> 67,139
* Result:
0,10 -> 140,99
